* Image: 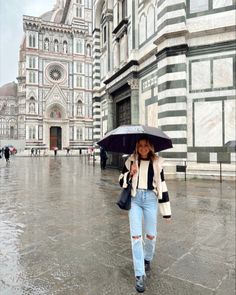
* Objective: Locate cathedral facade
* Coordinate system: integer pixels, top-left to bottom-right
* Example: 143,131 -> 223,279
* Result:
92,0 -> 236,172
0,0 -> 93,151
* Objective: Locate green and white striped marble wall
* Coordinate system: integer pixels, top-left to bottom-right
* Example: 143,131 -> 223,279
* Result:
92,28 -> 101,142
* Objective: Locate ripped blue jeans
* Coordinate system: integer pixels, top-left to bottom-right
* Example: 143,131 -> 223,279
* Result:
129,189 -> 158,277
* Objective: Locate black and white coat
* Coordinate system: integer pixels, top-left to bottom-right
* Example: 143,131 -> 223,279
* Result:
119,155 -> 171,218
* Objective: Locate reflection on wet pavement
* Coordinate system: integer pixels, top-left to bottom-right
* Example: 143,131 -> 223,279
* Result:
0,157 -> 235,295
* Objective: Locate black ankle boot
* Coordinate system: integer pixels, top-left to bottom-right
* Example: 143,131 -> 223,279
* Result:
144,259 -> 151,272
135,275 -> 146,293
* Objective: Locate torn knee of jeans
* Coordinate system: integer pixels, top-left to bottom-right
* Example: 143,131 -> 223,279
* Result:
132,235 -> 141,240
146,234 -> 155,240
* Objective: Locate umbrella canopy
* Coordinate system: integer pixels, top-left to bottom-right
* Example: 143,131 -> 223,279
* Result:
97,125 -> 173,154
224,140 -> 236,147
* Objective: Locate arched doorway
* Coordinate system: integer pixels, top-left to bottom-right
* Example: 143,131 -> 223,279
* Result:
50,127 -> 62,150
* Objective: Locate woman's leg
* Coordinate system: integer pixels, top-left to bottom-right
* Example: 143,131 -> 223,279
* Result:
128,191 -> 145,277
143,190 -> 158,262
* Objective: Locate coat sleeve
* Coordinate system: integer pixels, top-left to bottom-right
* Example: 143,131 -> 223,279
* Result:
158,169 -> 171,218
119,158 -> 131,188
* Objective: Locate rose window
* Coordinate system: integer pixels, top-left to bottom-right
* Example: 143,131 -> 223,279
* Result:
46,63 -> 65,83
49,68 -> 62,81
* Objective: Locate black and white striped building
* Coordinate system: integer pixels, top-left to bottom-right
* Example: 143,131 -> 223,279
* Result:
92,0 -> 236,176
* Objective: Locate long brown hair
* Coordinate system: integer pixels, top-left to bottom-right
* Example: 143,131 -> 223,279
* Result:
134,138 -> 157,162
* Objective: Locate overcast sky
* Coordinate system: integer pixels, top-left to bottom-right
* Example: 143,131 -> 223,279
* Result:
0,0 -> 55,86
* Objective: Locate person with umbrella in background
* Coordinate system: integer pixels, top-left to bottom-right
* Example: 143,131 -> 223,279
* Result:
98,125 -> 172,293
100,146 -> 108,169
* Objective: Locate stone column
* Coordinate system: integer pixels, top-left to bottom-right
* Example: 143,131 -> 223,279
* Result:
106,94 -> 114,131
128,79 -> 139,124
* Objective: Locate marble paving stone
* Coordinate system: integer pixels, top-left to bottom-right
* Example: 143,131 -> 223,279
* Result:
165,252 -> 229,289
0,157 -> 235,295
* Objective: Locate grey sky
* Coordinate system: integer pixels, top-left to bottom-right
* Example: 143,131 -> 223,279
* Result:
0,0 -> 55,86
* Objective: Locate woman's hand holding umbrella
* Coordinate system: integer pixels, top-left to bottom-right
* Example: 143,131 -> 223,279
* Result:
130,163 -> 137,177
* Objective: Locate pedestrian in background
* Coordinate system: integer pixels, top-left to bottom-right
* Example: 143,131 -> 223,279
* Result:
31,148 -> 34,157
54,147 -> 58,157
4,146 -> 10,163
119,138 -> 171,293
100,147 -> 108,169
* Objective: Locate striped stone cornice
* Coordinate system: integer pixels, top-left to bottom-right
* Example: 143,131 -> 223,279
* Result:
187,25 -> 236,39
187,40 -> 236,57
156,44 -> 189,61
154,28 -> 188,46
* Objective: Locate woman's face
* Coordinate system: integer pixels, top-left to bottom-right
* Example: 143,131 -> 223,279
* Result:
137,139 -> 151,158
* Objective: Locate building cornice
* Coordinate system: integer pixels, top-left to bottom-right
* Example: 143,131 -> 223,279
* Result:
23,14 -> 88,35
104,60 -> 139,85
156,44 -> 189,62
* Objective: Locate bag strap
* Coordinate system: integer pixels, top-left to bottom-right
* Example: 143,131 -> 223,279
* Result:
128,161 -> 133,185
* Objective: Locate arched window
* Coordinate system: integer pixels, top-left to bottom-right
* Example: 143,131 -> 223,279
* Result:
44,38 -> 49,51
32,35 -> 36,47
76,40 -> 83,53
139,14 -> 146,45
77,62 -> 83,73
103,26 -> 107,44
86,44 -> 91,56
76,7 -> 82,17
0,117 -> 7,135
29,72 -> 36,83
29,35 -> 36,47
122,0 -> 127,19
63,41 -> 68,53
147,5 -> 155,38
54,39 -> 59,52
29,35 -> 33,47
29,57 -> 36,68
29,126 -> 36,139
77,76 -> 83,87
77,127 -> 83,140
29,57 -> 32,68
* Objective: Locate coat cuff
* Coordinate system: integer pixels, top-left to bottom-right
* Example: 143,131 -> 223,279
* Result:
159,201 -> 171,217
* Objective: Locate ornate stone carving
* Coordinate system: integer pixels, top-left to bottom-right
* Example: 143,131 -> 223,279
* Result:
128,79 -> 139,90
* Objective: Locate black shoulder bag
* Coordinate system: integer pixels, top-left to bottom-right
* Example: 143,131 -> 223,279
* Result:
116,161 -> 133,210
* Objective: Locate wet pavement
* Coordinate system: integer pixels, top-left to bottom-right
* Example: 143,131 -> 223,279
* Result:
0,157 -> 235,295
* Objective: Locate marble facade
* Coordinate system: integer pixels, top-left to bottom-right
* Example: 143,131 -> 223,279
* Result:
92,0 -> 235,172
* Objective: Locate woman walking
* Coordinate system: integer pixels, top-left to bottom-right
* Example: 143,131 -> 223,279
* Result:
119,137 -> 171,293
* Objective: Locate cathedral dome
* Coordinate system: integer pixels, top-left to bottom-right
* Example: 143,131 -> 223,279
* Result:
40,0 -> 66,23
40,8 -> 64,23
0,82 -> 17,97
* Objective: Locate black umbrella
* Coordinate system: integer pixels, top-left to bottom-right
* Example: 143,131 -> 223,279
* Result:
97,125 -> 173,154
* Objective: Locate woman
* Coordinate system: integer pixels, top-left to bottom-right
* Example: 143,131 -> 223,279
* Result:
119,138 -> 171,293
